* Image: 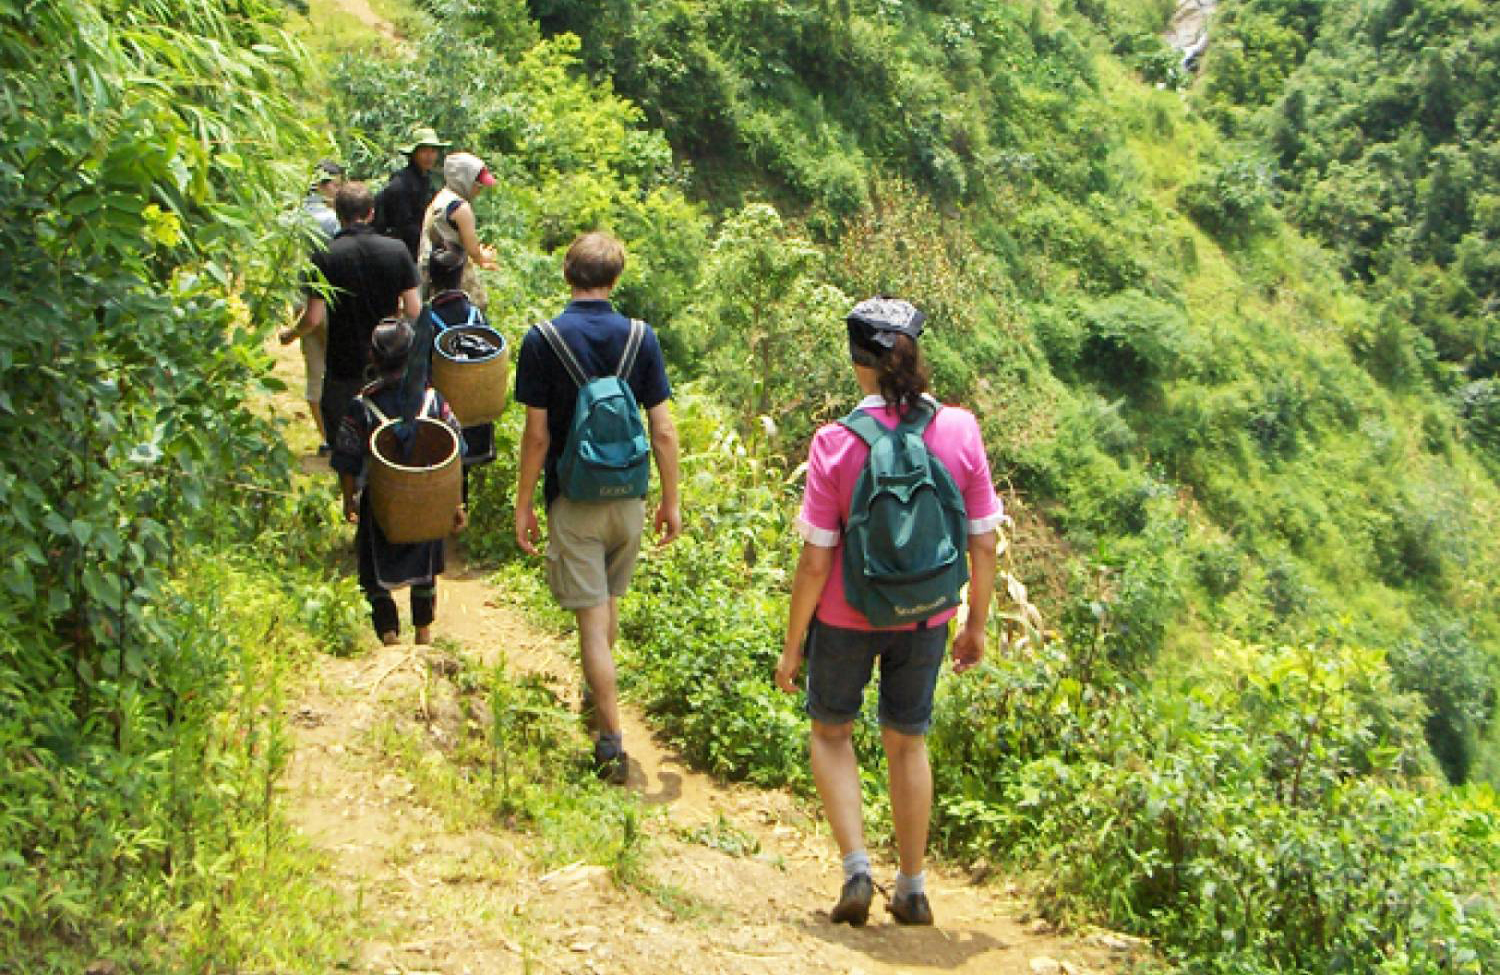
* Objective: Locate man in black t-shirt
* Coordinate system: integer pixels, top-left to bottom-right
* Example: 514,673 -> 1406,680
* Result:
514,232 -> 681,785
283,182 -> 421,447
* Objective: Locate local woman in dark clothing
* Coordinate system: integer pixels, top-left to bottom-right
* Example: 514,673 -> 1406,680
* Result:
331,319 -> 467,645
418,244 -> 497,476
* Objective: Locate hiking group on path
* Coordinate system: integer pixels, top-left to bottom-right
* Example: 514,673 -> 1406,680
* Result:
281,127 -> 1004,931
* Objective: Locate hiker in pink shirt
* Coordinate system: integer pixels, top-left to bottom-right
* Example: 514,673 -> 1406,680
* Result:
776,297 -> 1003,928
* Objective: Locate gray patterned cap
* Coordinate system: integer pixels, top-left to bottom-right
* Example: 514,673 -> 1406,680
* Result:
846,296 -> 926,350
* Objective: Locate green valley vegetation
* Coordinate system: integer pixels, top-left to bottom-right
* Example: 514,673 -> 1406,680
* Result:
4,0 -> 1499,972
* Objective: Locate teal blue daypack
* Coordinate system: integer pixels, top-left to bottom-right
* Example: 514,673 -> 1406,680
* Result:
840,402 -> 969,627
537,318 -> 651,502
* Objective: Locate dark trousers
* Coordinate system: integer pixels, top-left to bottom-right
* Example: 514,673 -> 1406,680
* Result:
367,584 -> 436,636
320,376 -> 366,445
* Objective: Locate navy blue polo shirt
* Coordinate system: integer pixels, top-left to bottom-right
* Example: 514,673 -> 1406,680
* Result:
515,299 -> 671,506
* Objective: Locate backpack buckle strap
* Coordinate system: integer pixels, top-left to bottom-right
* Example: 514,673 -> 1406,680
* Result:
618,319 -> 645,378
536,319 -> 590,389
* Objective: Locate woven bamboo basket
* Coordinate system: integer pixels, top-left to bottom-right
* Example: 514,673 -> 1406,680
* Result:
431,325 -> 509,426
367,417 -> 462,544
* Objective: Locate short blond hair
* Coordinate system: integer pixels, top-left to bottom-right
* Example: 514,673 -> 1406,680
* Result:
563,231 -> 626,289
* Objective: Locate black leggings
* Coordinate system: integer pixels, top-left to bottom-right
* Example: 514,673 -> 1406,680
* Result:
367,585 -> 436,636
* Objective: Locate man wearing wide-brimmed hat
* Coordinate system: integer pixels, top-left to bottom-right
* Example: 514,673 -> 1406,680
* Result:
374,126 -> 449,260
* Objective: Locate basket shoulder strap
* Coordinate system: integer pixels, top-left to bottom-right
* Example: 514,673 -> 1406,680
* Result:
360,395 -> 390,425
617,319 -> 645,378
537,319 -> 589,388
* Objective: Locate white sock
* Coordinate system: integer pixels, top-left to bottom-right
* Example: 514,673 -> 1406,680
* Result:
895,870 -> 926,897
842,849 -> 871,881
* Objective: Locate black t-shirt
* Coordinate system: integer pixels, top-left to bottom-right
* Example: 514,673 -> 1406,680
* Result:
373,163 -> 435,260
308,225 -> 419,382
514,299 -> 671,506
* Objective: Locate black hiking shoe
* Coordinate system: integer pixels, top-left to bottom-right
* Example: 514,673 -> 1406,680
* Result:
888,890 -> 934,926
830,873 -> 874,926
592,742 -> 628,786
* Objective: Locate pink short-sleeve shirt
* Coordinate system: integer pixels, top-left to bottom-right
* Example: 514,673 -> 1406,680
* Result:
796,394 -> 1005,632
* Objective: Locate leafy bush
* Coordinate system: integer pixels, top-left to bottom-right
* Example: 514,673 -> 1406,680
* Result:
1179,158 -> 1278,243
932,640 -> 1500,974
1458,379 -> 1500,457
616,397 -> 811,787
1078,290 -> 1196,389
1391,618 -> 1498,784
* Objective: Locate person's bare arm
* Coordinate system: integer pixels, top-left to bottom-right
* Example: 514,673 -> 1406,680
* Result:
339,472 -> 359,524
775,543 -> 834,693
514,407 -> 550,555
398,286 -> 421,320
449,201 -> 496,269
646,401 -> 681,547
951,529 -> 998,673
280,296 -> 325,345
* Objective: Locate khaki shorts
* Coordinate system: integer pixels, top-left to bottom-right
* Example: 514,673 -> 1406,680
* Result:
546,497 -> 646,609
300,326 -> 327,402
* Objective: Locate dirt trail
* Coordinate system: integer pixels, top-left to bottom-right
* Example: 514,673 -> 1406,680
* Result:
324,0 -> 403,41
264,337 -> 1136,974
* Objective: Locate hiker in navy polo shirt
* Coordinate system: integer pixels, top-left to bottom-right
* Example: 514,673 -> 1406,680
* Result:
513,231 -> 682,785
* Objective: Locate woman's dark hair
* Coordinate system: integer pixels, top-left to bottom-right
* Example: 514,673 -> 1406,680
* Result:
371,318 -> 413,375
427,243 -> 466,291
851,332 -> 929,412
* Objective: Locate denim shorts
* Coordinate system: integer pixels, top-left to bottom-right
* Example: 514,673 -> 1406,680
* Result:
804,619 -> 949,736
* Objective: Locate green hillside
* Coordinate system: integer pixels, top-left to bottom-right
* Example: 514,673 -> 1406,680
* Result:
519,0 -> 1500,783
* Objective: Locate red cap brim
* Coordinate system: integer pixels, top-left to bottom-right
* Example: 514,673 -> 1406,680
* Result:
477,167 -> 497,187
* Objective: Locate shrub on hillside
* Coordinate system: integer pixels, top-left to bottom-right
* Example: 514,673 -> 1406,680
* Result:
1179,159 -> 1278,244
932,640 -> 1500,974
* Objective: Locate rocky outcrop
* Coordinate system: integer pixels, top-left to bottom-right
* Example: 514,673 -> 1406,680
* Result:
1166,0 -> 1218,72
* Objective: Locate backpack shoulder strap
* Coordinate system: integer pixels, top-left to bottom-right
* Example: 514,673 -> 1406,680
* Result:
898,399 -> 938,436
617,319 -> 645,378
537,319 -> 590,388
838,408 -> 888,449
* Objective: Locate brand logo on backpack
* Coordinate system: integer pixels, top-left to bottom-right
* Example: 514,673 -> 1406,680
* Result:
839,402 -> 969,628
537,318 -> 651,503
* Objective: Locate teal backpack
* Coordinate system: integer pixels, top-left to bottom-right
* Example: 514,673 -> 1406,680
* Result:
840,402 -> 969,627
537,318 -> 651,502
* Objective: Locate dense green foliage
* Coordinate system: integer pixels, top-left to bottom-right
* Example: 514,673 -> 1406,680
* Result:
1198,0 -> 1500,425
1192,0 -> 1500,782
523,0 -> 1500,784
0,1 -> 359,968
